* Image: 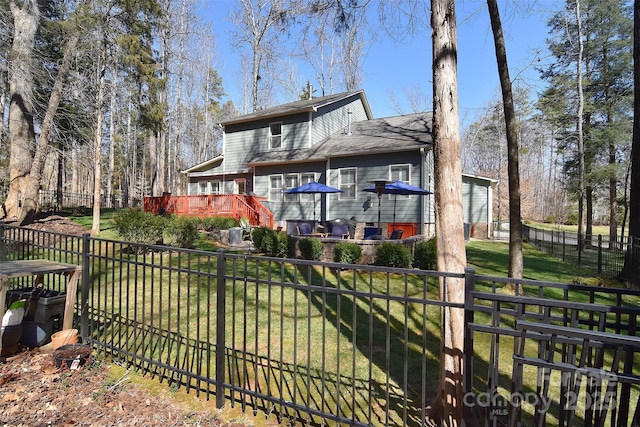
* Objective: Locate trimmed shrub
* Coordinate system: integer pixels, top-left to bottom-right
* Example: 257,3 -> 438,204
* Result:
166,216 -> 201,248
333,242 -> 362,264
251,226 -> 271,252
413,238 -> 437,270
202,216 -> 239,231
259,228 -> 290,257
113,209 -> 166,245
299,238 -> 324,260
373,242 -> 412,268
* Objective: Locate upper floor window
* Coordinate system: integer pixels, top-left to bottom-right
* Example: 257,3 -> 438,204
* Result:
339,168 -> 357,200
270,122 -> 282,149
269,175 -> 283,201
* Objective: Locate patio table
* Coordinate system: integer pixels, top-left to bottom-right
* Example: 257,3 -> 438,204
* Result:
0,260 -> 82,330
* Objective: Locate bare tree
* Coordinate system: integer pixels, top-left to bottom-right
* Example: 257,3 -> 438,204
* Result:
431,0 -> 466,424
230,0 -> 293,111
487,0 -> 523,278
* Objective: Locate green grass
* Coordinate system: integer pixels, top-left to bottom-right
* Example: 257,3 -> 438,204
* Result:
466,240 -> 619,285
58,212 -> 638,424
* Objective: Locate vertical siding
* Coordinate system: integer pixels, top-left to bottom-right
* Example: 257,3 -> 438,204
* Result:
311,97 -> 368,146
462,176 -> 490,224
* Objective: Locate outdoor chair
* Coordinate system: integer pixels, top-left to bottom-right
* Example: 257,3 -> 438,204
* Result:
240,216 -> 252,241
297,223 -> 313,236
389,229 -> 403,240
329,224 -> 349,239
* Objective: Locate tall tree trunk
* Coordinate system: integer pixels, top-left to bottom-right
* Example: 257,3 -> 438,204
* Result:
5,0 -> 39,220
430,0 -> 466,425
17,31 -> 79,225
487,0 -> 523,278
92,45 -> 107,235
624,0 -> 640,282
576,0 -> 587,250
106,62 -> 116,209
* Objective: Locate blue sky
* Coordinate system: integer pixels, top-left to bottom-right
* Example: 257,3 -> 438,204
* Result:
203,0 -> 554,127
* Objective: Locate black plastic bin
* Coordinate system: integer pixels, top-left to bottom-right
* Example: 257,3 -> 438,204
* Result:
6,287 -> 66,324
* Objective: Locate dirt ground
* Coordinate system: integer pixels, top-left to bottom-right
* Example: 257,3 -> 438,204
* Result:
0,215 -> 258,427
0,348 -> 244,426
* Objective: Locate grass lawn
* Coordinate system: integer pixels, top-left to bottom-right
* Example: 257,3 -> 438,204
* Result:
61,212 -> 637,425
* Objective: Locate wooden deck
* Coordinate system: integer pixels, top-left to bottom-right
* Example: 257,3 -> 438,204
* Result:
143,194 -> 274,228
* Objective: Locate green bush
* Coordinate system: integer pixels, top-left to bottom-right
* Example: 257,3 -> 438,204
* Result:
166,216 -> 201,248
333,242 -> 362,264
543,216 -> 555,224
413,238 -> 437,270
299,238 -> 324,260
113,209 -> 165,245
201,216 -> 239,231
261,229 -> 290,258
373,242 -> 412,268
251,226 -> 271,252
565,213 -> 578,225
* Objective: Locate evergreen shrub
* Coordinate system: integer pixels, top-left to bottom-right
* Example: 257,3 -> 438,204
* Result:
333,242 -> 362,264
373,242 -> 412,268
113,209 -> 165,245
299,238 -> 324,260
413,238 -> 437,270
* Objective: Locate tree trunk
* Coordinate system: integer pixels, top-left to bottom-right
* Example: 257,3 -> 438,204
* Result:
430,0 -> 466,425
17,31 -> 79,225
92,44 -> 107,235
623,0 -> 640,282
576,0 -> 587,251
5,0 -> 39,220
487,0 -> 523,279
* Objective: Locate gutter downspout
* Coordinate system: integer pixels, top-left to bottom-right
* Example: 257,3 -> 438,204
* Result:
420,147 -> 426,235
325,158 -> 331,222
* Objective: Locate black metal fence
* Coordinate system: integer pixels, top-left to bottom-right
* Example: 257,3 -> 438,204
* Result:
519,225 -> 640,285
0,189 -> 138,212
1,223 -> 639,426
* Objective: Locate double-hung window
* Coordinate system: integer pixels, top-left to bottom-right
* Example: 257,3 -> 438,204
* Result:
284,174 -> 299,202
300,173 -> 315,202
339,168 -> 357,200
269,175 -> 283,201
390,165 -> 411,199
270,122 -> 282,149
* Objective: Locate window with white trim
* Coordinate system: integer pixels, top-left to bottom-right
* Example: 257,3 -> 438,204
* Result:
270,122 -> 282,149
300,173 -> 315,202
211,181 -> 220,194
269,175 -> 283,201
390,164 -> 411,199
339,168 -> 357,200
198,182 -> 208,195
284,174 -> 299,202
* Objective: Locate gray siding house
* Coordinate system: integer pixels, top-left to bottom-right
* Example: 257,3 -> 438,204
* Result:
183,90 -> 495,238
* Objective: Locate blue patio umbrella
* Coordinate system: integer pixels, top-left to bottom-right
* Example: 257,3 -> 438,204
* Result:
285,181 -> 343,222
363,180 -> 432,230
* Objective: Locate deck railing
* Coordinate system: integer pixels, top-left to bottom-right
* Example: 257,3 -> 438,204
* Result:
1,223 -> 639,426
143,194 -> 274,228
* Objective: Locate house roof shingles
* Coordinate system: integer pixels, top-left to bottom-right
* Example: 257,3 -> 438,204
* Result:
221,90 -> 372,126
246,112 -> 433,166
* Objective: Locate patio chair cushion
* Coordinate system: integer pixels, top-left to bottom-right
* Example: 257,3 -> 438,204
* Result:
330,224 -> 349,238
297,223 -> 313,236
